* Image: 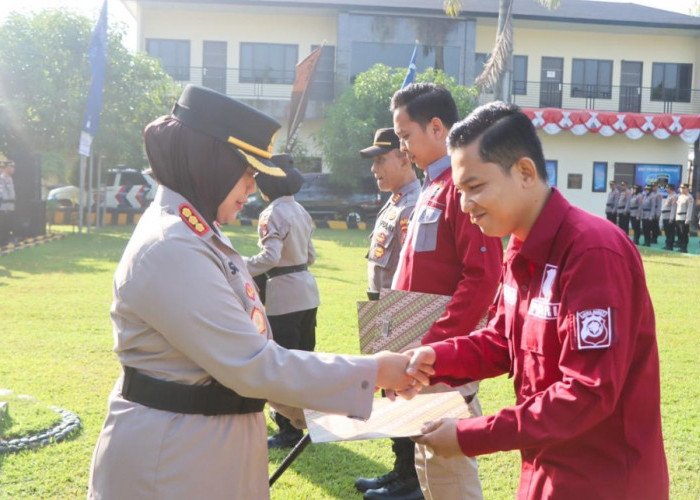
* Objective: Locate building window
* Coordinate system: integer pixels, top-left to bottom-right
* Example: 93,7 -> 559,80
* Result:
310,45 -> 335,102
571,59 -> 612,99
475,53 -> 527,95
146,39 -> 191,81
240,43 -> 298,84
651,63 -> 692,103
351,42 -> 460,82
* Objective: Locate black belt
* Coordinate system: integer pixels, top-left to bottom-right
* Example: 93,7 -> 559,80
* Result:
266,264 -> 307,278
121,366 -> 265,415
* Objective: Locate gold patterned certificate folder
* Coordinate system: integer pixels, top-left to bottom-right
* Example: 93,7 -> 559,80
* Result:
357,288 -> 451,354
305,391 -> 470,443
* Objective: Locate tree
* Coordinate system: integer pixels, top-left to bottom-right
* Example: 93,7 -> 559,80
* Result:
315,64 -> 478,187
444,0 -> 560,103
0,9 -> 179,182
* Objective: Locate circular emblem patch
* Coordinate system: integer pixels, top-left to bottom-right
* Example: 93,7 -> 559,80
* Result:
251,307 -> 266,334
374,246 -> 385,259
375,232 -> 387,245
245,282 -> 256,300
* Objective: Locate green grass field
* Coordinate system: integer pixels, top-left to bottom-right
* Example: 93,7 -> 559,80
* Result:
0,225 -> 698,499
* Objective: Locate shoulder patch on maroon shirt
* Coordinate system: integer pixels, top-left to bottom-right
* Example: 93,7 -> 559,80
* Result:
575,308 -> 612,349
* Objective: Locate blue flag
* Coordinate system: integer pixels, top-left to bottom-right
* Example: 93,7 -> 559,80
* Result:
79,0 -> 108,156
401,45 -> 417,89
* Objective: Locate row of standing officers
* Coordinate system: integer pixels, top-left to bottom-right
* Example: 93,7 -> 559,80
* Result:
605,179 -> 694,252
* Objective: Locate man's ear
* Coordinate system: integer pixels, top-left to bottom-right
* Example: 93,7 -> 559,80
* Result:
512,157 -> 538,187
429,117 -> 447,139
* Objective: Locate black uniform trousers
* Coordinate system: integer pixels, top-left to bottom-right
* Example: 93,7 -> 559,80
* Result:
0,210 -> 13,247
651,216 -> 660,243
642,218 -> 654,246
617,214 -> 630,235
268,308 -> 317,435
630,216 -> 641,244
605,212 -> 617,225
663,219 -> 676,250
677,222 -> 690,252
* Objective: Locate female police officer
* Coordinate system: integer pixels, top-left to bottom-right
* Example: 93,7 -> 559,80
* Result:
88,85 -> 412,499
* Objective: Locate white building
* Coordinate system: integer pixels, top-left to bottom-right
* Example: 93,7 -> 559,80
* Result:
121,0 -> 700,217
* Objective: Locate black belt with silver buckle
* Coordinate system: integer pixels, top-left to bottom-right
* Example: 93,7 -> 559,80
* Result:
121,366 -> 265,415
266,264 -> 308,278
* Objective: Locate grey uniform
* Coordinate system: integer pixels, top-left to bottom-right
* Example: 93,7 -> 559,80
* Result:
367,179 -> 420,294
88,186 -> 377,500
245,195 -> 320,316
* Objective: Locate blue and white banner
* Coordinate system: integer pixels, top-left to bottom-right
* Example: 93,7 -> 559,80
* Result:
79,0 -> 108,157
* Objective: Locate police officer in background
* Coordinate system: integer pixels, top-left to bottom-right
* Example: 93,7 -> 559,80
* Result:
616,181 -> 631,235
650,182 -> 663,244
675,183 -> 694,253
628,185 -> 642,245
361,127 -> 420,301
245,155 -> 320,449
661,184 -> 677,250
354,127 -> 421,499
0,160 -> 16,247
605,180 -> 618,224
640,185 -> 656,247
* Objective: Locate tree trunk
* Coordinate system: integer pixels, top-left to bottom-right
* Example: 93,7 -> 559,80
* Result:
495,0 -> 514,103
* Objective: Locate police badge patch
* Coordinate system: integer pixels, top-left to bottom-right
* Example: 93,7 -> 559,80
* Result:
575,308 -> 612,349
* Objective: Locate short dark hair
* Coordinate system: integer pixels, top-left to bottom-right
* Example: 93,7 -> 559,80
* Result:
447,101 -> 547,182
143,115 -> 247,225
390,83 -> 459,129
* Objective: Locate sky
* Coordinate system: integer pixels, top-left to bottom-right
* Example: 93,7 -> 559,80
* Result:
0,0 -> 697,52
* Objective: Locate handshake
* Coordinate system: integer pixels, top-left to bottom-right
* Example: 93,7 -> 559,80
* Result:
373,346 -> 437,400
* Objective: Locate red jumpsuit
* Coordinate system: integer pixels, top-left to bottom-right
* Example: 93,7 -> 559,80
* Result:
429,188 -> 668,500
393,163 -> 503,342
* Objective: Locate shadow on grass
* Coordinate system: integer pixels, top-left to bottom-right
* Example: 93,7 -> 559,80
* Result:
0,229 -> 134,281
268,440 -> 389,497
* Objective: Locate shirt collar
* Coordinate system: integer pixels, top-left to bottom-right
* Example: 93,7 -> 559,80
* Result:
510,187 -> 570,266
424,155 -> 451,185
397,178 -> 421,195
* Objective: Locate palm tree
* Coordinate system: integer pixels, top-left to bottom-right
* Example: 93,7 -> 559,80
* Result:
444,0 -> 560,103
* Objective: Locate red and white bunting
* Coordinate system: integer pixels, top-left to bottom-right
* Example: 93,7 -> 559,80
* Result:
522,108 -> 700,144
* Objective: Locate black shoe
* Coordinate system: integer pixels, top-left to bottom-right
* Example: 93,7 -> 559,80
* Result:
363,475 -> 423,500
267,432 -> 303,449
355,471 -> 399,493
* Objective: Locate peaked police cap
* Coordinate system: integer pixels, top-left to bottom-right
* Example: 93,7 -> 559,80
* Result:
360,127 -> 401,158
171,85 -> 285,177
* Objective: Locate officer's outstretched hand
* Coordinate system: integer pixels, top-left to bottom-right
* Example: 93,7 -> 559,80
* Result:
373,351 -> 413,393
412,418 -> 463,458
405,346 -> 437,387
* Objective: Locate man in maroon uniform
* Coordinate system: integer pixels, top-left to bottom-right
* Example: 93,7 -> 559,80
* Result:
404,101 -> 668,500
372,83 -> 501,500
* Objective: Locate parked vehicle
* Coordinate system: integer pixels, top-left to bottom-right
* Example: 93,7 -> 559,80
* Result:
47,168 -> 157,211
239,172 -> 386,222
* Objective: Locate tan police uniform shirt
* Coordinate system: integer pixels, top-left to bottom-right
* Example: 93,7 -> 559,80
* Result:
245,195 -> 320,316
676,193 -> 694,224
367,179 -> 421,294
88,186 -> 377,500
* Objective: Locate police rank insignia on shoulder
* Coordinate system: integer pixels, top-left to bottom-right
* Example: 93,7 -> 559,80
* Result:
179,204 -> 210,236
391,192 -> 403,204
251,307 -> 266,334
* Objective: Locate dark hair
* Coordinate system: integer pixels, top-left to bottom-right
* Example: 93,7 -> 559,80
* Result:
447,101 -> 547,182
143,115 -> 247,225
390,83 -> 459,129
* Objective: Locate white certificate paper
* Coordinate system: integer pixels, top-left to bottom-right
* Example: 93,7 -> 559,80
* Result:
304,391 -> 470,443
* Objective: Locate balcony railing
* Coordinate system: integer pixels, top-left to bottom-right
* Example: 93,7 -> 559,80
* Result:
165,66 -> 334,102
478,81 -> 700,114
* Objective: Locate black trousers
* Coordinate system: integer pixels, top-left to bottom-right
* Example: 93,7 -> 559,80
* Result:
663,220 -> 676,249
677,223 -> 690,252
0,210 -> 13,247
642,218 -> 654,246
268,308 -> 317,434
606,212 -> 617,225
617,214 -> 630,235
630,217 -> 641,244
651,217 -> 660,243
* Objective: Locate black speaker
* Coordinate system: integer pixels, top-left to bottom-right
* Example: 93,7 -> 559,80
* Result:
14,201 -> 46,239
12,151 -> 42,203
